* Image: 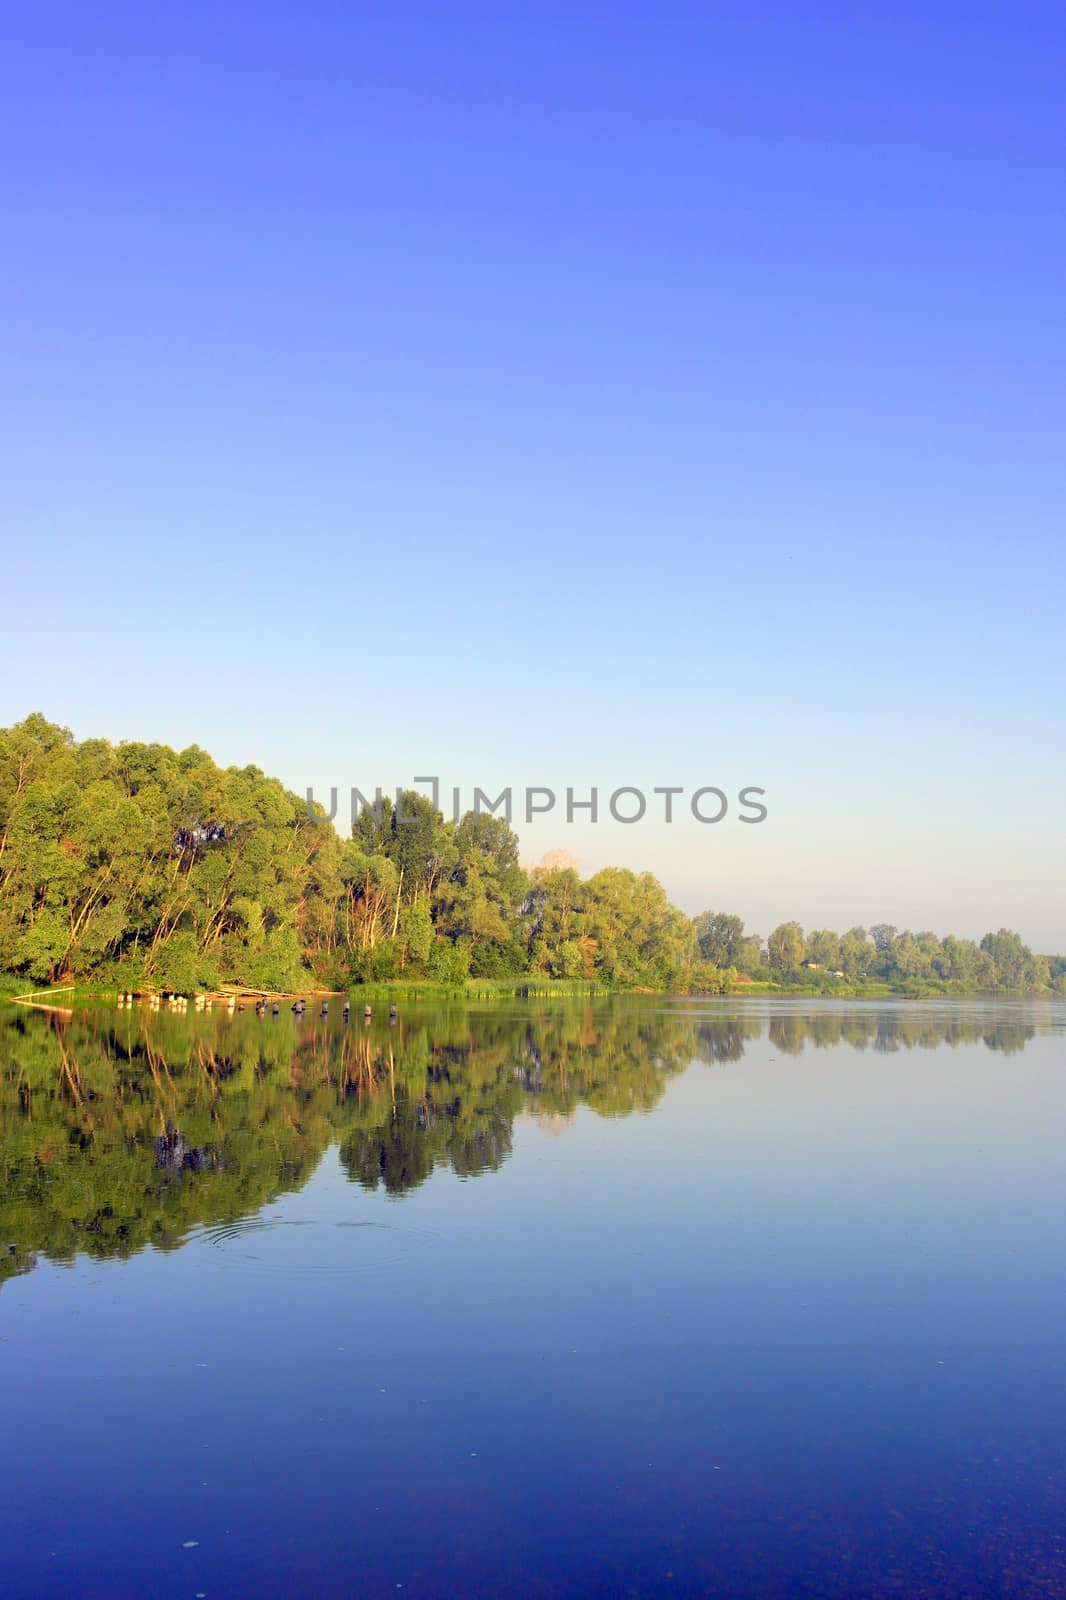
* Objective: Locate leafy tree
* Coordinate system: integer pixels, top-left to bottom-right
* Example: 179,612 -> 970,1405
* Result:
693,911 -> 746,967
435,811 -> 527,954
805,928 -> 841,969
767,921 -> 804,972
979,929 -> 1048,990
838,927 -> 869,979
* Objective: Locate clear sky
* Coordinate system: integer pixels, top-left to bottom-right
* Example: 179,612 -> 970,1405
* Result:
2,3 -> 1064,948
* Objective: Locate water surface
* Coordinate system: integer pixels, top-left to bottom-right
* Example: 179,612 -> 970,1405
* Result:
1,997 -> 1064,1597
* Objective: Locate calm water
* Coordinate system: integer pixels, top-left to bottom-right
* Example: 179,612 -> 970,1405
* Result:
1,997 -> 1064,1598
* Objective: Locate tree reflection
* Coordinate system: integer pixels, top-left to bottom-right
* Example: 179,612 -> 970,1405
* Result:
0,999 -> 1048,1281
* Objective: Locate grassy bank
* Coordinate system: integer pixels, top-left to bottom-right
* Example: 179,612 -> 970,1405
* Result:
347,977 -> 621,1000
0,974 -> 1058,1006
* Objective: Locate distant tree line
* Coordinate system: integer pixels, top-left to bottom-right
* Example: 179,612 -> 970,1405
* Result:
0,716 -> 1061,996
694,912 -> 1061,996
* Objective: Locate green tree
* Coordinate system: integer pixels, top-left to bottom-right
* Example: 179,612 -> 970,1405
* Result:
767,921 -> 804,972
693,911 -> 746,967
805,928 -> 841,969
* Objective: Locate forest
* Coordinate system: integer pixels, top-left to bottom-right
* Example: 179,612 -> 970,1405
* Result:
0,715 -> 1061,996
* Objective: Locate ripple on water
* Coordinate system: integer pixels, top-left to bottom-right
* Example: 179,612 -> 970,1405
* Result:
193,1215 -> 421,1275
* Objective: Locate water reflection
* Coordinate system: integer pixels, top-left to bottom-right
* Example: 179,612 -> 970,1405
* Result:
0,998 -> 1054,1283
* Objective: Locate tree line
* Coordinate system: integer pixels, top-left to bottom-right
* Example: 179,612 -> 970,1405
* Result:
693,912 -> 1062,995
1,715 -> 1061,995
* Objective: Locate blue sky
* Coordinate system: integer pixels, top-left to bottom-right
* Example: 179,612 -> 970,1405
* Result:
2,3 -> 1064,946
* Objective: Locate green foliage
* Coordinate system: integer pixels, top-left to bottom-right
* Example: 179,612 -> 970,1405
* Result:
694,911 -> 745,966
767,920 -> 805,972
0,715 -> 338,991
0,716 -> 1059,998
427,938 -> 472,986
693,907 -> 1055,995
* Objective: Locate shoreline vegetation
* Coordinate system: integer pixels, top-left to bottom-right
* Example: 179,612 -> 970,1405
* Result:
1,715 -> 1063,1003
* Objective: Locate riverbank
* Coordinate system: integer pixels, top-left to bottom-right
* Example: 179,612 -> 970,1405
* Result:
2,974 -> 1059,1005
